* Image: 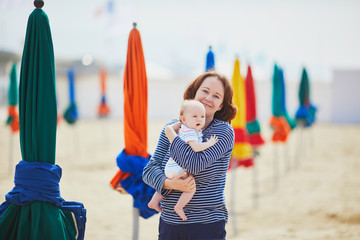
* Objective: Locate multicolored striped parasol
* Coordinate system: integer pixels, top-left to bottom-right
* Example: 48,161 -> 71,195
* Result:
230,58 -> 253,167
245,65 -> 265,148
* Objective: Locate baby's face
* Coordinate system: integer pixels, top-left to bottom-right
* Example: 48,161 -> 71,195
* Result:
182,105 -> 206,131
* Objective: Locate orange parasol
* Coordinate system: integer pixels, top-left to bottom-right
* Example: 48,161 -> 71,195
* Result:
109,23 -> 156,221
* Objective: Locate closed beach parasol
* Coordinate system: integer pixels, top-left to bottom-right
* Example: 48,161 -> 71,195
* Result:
245,65 -> 265,147
109,23 -> 157,229
6,63 -> 19,133
229,58 -> 253,235
269,64 -> 291,143
97,69 -> 110,117
295,67 -> 317,127
279,68 -> 297,130
205,46 -> 215,72
6,63 -> 19,173
230,58 -> 253,168
294,67 -> 317,167
245,65 -> 265,209
0,2 -> 86,239
63,68 -> 78,124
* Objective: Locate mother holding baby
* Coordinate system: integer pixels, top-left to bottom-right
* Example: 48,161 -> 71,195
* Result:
143,71 -> 237,240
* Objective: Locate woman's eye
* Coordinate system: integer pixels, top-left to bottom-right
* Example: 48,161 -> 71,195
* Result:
202,90 -> 208,93
214,95 -> 220,99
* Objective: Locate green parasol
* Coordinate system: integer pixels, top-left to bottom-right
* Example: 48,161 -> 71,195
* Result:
6,63 -> 20,133
0,2 -> 85,239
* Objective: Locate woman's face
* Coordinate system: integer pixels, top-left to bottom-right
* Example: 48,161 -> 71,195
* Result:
194,76 -> 224,118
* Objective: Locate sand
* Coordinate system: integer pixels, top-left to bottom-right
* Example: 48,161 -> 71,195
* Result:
0,119 -> 359,240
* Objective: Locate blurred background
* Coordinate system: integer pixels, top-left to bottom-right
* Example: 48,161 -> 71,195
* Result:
1,0 -> 359,123
1,1 -> 360,239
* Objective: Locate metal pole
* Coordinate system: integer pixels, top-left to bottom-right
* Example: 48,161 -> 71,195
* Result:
133,205 -> 139,240
230,159 -> 238,236
284,143 -> 290,173
252,150 -> 259,209
298,126 -> 303,167
9,131 -> 13,174
273,144 -> 279,192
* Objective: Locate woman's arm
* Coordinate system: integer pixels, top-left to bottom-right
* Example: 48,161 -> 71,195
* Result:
163,171 -> 195,193
143,120 -> 195,194
142,126 -> 170,193
170,121 -> 234,175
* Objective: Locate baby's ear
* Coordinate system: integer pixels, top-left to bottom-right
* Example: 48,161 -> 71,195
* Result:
179,116 -> 185,123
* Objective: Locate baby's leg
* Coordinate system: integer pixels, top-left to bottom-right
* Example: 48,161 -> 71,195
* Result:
148,192 -> 163,213
174,184 -> 196,221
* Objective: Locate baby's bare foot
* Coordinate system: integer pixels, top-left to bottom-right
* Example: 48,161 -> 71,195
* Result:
174,205 -> 187,221
148,202 -> 162,213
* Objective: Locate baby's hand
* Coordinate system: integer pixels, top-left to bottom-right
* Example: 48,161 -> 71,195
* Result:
206,135 -> 218,146
170,122 -> 182,133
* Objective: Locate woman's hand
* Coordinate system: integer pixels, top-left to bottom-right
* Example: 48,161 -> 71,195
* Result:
163,172 -> 195,193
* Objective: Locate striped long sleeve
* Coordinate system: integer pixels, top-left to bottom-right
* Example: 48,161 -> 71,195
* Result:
143,119 -> 235,224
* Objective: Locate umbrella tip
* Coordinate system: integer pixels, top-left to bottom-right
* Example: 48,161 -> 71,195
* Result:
34,0 -> 44,8
133,22 -> 137,29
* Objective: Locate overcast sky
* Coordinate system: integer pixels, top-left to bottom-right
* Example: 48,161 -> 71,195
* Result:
1,0 -> 360,82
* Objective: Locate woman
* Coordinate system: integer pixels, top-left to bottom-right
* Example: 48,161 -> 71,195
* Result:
143,72 -> 237,240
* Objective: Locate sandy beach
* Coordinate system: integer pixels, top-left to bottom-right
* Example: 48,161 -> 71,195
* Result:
0,119 -> 359,240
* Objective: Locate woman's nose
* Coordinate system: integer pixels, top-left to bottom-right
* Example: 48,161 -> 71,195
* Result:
204,94 -> 212,102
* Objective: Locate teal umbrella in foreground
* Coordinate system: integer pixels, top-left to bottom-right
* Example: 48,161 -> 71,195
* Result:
0,2 -> 86,239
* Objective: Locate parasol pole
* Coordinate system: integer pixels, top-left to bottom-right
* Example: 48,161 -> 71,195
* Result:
230,159 -> 238,236
295,122 -> 304,168
284,142 -> 290,173
131,22 -> 140,240
8,131 -> 14,174
252,149 -> 259,209
273,143 -> 279,192
132,206 -> 140,240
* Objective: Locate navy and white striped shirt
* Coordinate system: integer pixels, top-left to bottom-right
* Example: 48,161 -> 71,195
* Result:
143,119 -> 235,224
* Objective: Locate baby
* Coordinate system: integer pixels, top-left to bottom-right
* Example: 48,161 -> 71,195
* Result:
148,100 -> 218,221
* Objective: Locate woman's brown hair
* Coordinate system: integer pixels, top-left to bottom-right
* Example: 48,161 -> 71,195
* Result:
183,71 -> 237,123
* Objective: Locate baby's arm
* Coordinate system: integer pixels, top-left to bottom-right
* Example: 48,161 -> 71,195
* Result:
165,124 -> 181,143
187,135 -> 218,152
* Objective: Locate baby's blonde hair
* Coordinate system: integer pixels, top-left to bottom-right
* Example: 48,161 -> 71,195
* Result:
180,100 -> 205,116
